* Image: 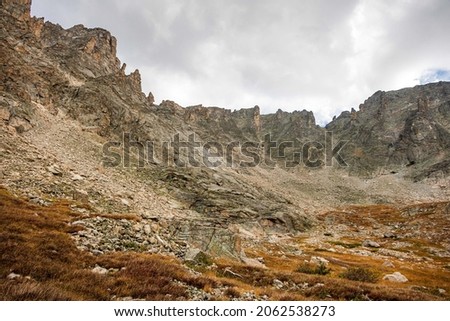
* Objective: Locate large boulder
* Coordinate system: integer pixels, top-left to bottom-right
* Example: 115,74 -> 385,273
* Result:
383,272 -> 408,283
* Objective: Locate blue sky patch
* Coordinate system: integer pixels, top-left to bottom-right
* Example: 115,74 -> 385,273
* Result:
420,69 -> 450,84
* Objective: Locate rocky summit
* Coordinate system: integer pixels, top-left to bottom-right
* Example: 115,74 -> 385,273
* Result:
0,1 -> 449,301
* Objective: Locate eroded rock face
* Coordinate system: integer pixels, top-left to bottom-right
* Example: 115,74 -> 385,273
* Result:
1,0 -> 31,21
2,0 -> 450,181
262,109 -> 318,141
327,83 -> 450,179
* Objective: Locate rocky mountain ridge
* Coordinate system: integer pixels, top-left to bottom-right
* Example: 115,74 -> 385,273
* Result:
3,1 -> 450,181
1,0 -> 449,301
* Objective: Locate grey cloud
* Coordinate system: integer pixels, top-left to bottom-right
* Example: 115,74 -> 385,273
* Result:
32,0 -> 450,124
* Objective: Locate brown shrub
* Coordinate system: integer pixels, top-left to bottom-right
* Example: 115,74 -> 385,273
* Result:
296,262 -> 331,275
339,267 -> 379,283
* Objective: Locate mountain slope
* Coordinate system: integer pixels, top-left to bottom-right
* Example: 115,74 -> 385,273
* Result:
1,0 -> 449,301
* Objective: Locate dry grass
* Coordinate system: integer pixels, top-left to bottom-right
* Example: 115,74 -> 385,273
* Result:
339,267 -> 379,283
1,186 -> 447,301
223,287 -> 241,298
0,187 -> 214,300
319,202 -> 450,243
211,256 -> 437,301
310,201 -> 450,297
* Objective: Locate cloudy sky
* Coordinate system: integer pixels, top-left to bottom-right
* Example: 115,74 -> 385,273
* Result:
32,0 -> 450,125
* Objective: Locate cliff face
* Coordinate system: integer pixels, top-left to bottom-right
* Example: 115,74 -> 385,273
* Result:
327,83 -> 450,179
1,0 -> 140,135
1,1 -> 316,259
2,0 -> 450,182
1,0 -> 31,21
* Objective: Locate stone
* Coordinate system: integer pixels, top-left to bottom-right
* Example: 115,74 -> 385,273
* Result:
241,256 -> 266,269
184,248 -> 212,266
120,199 -> 130,207
47,165 -> 63,176
382,260 -> 395,268
72,189 -> 89,203
310,256 -> 329,265
362,240 -> 380,248
273,279 -> 284,289
383,232 -> 397,239
71,173 -> 84,181
143,224 -> 152,235
0,108 -> 10,121
9,116 -> 33,133
92,266 -> 109,275
91,249 -> 103,256
7,272 -> 21,280
383,272 -> 408,283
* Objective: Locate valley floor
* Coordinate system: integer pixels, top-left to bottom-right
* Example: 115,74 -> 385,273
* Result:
1,187 -> 448,301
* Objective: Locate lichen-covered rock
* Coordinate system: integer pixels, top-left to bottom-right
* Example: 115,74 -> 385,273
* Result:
383,272 -> 408,283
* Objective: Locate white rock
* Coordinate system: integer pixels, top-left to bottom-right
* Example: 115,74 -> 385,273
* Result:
241,256 -> 266,269
143,224 -> 152,235
7,272 -> 21,280
310,256 -> 329,265
47,165 -> 62,176
133,223 -> 142,232
71,173 -> 84,181
382,260 -> 395,268
121,199 -> 130,207
151,223 -> 160,233
92,266 -> 109,275
383,272 -> 408,283
184,248 -> 203,261
273,279 -> 284,289
363,240 -> 381,248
